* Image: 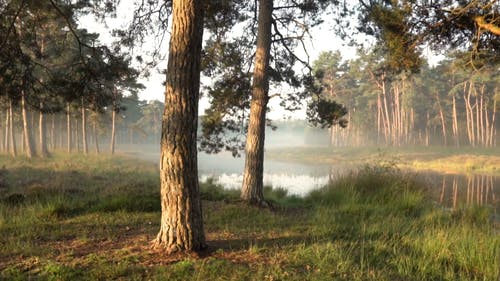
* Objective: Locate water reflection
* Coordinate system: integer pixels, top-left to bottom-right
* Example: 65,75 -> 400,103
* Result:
426,173 -> 499,210
200,172 -> 331,196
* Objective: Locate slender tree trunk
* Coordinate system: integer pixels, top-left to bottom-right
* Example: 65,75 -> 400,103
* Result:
21,91 -> 35,158
75,118 -> 80,152
464,82 -> 475,146
452,95 -> 459,147
110,101 -> 116,155
154,0 -> 206,253
4,107 -> 9,153
241,0 -> 273,205
382,80 -> 391,144
66,103 -> 71,153
377,92 -> 382,144
436,93 -> 447,146
38,103 -> 49,157
8,100 -> 16,157
81,97 -> 88,155
491,97 -> 496,147
475,90 -> 480,146
479,86 -> 485,146
93,120 -> 100,154
425,111 -> 430,146
50,114 -> 55,150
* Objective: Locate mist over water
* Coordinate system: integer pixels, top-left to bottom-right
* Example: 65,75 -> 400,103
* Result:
118,127 -> 499,211
120,128 -> 339,195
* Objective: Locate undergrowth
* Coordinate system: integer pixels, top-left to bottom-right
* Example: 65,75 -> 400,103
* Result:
0,153 -> 498,280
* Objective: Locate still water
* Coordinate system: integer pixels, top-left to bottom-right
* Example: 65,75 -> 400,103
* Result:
198,152 -> 499,211
123,147 -> 499,210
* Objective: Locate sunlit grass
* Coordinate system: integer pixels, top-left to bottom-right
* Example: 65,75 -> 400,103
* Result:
267,145 -> 500,175
0,153 -> 498,280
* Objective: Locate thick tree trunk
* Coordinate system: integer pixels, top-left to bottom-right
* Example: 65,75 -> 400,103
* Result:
153,0 -> 206,253
240,0 -> 273,205
66,103 -> 71,153
81,97 -> 88,155
8,100 -> 16,157
21,92 -> 35,158
38,103 -> 49,157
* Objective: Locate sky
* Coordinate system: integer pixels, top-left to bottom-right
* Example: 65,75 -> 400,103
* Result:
77,2 -> 364,120
78,3 -> 447,120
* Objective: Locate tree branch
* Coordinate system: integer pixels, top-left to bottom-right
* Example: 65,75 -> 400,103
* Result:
474,16 -> 500,35
0,0 -> 26,50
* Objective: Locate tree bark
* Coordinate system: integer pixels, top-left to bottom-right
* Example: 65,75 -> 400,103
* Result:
110,97 -> 116,155
93,119 -> 100,154
452,95 -> 459,147
153,0 -> 206,253
81,97 -> 88,155
436,92 -> 447,146
66,103 -> 71,153
8,99 -> 16,157
240,0 -> 273,205
38,102 -> 49,157
21,91 -> 35,158
50,114 -> 55,150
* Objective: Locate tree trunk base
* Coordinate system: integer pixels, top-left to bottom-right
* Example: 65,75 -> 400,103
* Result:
242,198 -> 275,210
151,238 -> 208,256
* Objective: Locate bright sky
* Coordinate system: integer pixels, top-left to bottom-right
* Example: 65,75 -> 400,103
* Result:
78,4 -> 359,120
79,3 -> 448,120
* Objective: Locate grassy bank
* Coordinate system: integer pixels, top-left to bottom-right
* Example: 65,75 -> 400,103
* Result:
0,154 -> 498,280
267,146 -> 500,175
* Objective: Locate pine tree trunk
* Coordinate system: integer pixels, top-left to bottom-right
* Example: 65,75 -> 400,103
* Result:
21,92 -> 35,158
50,114 -> 55,150
66,103 -> 71,153
153,0 -> 206,253
491,97 -> 496,147
377,92 -> 382,144
240,0 -> 273,205
382,80 -> 391,144
4,107 -> 9,153
39,103 -> 49,157
436,93 -> 447,146
8,99 -> 16,157
81,97 -> 88,155
110,103 -> 116,155
75,118 -> 80,152
93,120 -> 100,154
479,86 -> 485,146
452,95 -> 459,147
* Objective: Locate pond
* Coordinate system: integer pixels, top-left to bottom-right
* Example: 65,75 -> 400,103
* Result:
122,146 -> 499,212
198,152 -> 499,213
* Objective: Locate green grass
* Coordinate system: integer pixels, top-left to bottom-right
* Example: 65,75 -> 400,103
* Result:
267,145 -> 500,175
0,153 -> 498,280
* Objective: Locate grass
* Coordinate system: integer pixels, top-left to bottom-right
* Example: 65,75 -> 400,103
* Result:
0,153 -> 498,280
267,145 -> 500,175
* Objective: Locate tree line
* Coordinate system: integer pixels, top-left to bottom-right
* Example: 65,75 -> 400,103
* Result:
0,94 -> 166,156
312,49 -> 499,148
0,0 -> 144,158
